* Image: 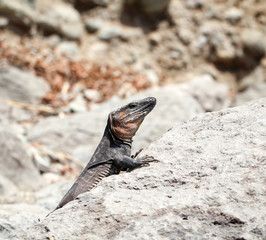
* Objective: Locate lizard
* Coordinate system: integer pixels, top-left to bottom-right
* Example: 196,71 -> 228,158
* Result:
51,96 -> 157,213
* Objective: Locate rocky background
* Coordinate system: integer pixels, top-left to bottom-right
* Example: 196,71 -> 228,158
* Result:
0,0 -> 265,239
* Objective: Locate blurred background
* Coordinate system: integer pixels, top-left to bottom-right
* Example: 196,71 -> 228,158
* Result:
0,0 -> 265,232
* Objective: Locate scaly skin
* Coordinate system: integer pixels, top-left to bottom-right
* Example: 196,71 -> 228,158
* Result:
52,97 -> 157,212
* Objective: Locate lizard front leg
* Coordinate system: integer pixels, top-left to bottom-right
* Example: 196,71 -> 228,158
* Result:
114,154 -> 159,171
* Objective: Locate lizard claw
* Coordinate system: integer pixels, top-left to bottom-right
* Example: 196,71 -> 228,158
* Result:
131,148 -> 144,158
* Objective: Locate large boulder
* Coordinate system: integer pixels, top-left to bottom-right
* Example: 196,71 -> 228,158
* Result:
0,123 -> 42,190
0,0 -> 35,27
0,66 -> 50,104
22,97 -> 265,239
36,0 -> 84,40
0,175 -> 18,196
241,29 -> 266,59
0,203 -> 46,240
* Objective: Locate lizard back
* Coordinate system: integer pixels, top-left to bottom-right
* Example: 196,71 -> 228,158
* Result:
55,162 -> 117,210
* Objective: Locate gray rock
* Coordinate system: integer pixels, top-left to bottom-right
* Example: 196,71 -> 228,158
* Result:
44,34 -> 61,47
180,74 -> 231,112
56,41 -> 79,58
144,69 -> 159,85
0,0 -> 35,26
83,89 -> 100,102
0,16 -> 8,27
178,28 -> 194,45
64,94 -> 88,113
125,0 -> 170,14
233,82 -> 266,106
238,66 -> 265,90
27,107 -> 109,164
0,99 -> 35,123
0,123 -> 42,190
22,0 -> 36,8
209,31 -> 236,63
241,29 -> 266,58
0,203 -> 46,240
0,175 -> 18,196
185,0 -> 203,9
36,0 -> 83,40
0,66 -> 50,104
85,19 -> 103,33
224,7 -> 243,24
98,25 -> 127,41
35,180 -> 74,210
22,98 -> 266,239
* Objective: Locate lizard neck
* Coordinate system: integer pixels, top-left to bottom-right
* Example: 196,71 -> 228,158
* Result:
107,121 -> 132,148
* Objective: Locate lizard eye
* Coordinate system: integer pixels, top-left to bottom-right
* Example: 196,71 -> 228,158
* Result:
128,103 -> 138,109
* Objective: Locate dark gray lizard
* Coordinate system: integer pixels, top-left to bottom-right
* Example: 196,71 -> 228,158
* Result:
52,97 -> 157,212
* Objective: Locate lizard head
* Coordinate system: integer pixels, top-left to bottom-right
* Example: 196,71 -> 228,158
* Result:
108,97 -> 156,143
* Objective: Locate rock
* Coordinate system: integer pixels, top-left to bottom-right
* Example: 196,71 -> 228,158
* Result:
98,25 -> 127,41
83,89 -> 101,102
224,7 -> 243,24
36,0 -> 83,40
0,203 -> 46,240
125,0 -> 170,14
27,107 -> 109,164
0,66 -> 50,104
44,34 -> 61,47
56,41 -> 79,58
30,146 -> 51,173
238,66 -> 265,90
0,0 -> 35,27
0,16 -> 8,28
0,175 -> 18,196
0,123 -> 42,190
233,82 -> 266,106
0,99 -> 35,122
22,98 -> 266,239
209,31 -> 237,63
197,22 -> 244,66
22,0 -> 36,7
27,85 -> 203,164
180,74 -> 231,112
35,180 -> 74,210
0,180 -> 72,239
85,18 -> 103,33
144,69 -> 159,85
64,94 -> 88,113
241,29 -> 266,59
185,0 -> 203,9
178,28 -> 194,45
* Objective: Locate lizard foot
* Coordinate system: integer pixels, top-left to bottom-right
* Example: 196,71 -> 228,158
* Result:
138,155 -> 159,167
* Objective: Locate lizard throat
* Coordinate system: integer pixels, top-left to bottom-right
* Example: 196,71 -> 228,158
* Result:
107,124 -> 132,147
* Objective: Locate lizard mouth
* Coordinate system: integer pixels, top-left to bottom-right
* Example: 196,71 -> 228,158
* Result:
124,101 -> 156,123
